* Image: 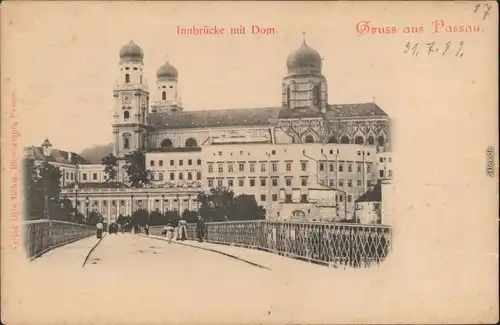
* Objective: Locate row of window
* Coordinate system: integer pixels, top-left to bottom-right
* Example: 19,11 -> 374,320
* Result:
206,177 -> 373,188
356,203 -> 381,210
212,148 -> 382,158
207,162 -> 309,173
207,161 -> 374,173
65,172 -> 100,182
76,198 -> 194,206
160,138 -> 198,148
232,193 -> 355,204
150,159 -> 202,167
208,177 -> 293,188
122,67 -> 141,71
65,172 -> 76,181
379,170 -> 393,178
152,171 -> 202,181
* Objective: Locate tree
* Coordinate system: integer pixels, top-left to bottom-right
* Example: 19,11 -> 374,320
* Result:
37,162 -> 62,200
165,210 -> 181,226
123,151 -> 151,188
116,214 -> 131,226
23,158 -> 63,220
197,187 -> 267,222
197,187 -> 235,221
73,211 -> 86,224
149,210 -> 166,225
131,209 -> 149,226
60,198 -> 73,211
79,143 -> 113,164
102,153 -> 118,182
24,158 -> 42,219
228,195 -> 266,221
182,209 -> 198,223
86,211 -> 103,226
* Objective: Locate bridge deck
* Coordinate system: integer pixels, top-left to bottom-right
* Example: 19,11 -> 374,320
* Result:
13,233 -> 384,324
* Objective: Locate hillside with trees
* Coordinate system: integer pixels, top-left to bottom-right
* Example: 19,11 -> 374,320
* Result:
79,143 -> 113,164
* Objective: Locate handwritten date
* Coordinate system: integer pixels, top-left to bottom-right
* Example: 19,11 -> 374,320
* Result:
404,41 -> 464,57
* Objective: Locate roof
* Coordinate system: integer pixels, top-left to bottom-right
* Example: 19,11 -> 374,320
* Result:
355,183 -> 381,203
148,102 -> 389,129
63,182 -> 129,189
277,107 -> 323,119
25,146 -> 90,165
324,103 -> 388,119
149,147 -> 201,153
210,140 -> 270,145
148,107 -> 282,129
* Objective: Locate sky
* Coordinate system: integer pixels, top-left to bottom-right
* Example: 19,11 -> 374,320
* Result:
3,1 -> 496,153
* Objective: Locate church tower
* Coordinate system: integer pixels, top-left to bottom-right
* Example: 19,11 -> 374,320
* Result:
282,36 -> 328,112
151,61 -> 182,113
112,41 -> 150,181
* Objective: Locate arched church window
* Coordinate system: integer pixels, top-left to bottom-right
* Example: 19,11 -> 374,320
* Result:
368,136 -> 375,145
354,136 -> 364,145
378,136 -> 385,147
161,138 -> 173,148
162,91 -> 166,100
123,134 -> 131,149
313,84 -> 321,107
304,135 -> 315,143
340,135 -> 350,144
125,74 -> 130,83
286,86 -> 291,107
327,136 -> 337,143
124,111 -> 130,120
185,138 -> 198,147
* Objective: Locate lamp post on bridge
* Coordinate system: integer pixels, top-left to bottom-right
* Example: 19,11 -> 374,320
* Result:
177,194 -> 181,219
42,139 -> 52,242
85,197 -> 90,222
74,183 -> 79,219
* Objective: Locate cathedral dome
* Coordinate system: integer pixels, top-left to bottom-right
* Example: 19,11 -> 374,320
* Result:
157,61 -> 178,81
286,40 -> 322,76
119,41 -> 144,63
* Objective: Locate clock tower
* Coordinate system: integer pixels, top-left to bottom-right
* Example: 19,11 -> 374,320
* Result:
112,41 -> 150,182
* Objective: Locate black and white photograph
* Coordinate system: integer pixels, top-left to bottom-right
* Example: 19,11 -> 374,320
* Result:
1,2 -> 498,324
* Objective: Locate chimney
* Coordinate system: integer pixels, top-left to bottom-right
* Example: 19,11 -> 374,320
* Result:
68,152 -> 73,164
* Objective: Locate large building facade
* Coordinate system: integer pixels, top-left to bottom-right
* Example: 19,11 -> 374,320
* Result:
30,39 -> 393,224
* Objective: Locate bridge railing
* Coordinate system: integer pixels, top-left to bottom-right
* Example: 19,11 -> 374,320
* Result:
184,220 -> 392,268
24,220 -> 96,259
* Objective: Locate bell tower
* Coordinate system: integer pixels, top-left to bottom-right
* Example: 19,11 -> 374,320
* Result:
151,61 -> 182,113
112,40 -> 150,182
282,34 -> 328,112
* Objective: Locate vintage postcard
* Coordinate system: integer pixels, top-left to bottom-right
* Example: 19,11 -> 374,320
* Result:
1,1 -> 498,324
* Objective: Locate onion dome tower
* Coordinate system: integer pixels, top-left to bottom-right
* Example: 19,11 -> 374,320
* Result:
281,34 -> 328,111
151,60 -> 182,113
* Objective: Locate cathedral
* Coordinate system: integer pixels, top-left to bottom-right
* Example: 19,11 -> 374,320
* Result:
113,39 -> 391,158
40,38 -> 392,224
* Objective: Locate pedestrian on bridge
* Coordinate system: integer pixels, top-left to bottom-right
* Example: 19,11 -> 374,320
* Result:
178,219 -> 187,241
165,223 -> 175,243
145,224 -> 149,236
96,221 -> 103,239
196,216 -> 206,243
